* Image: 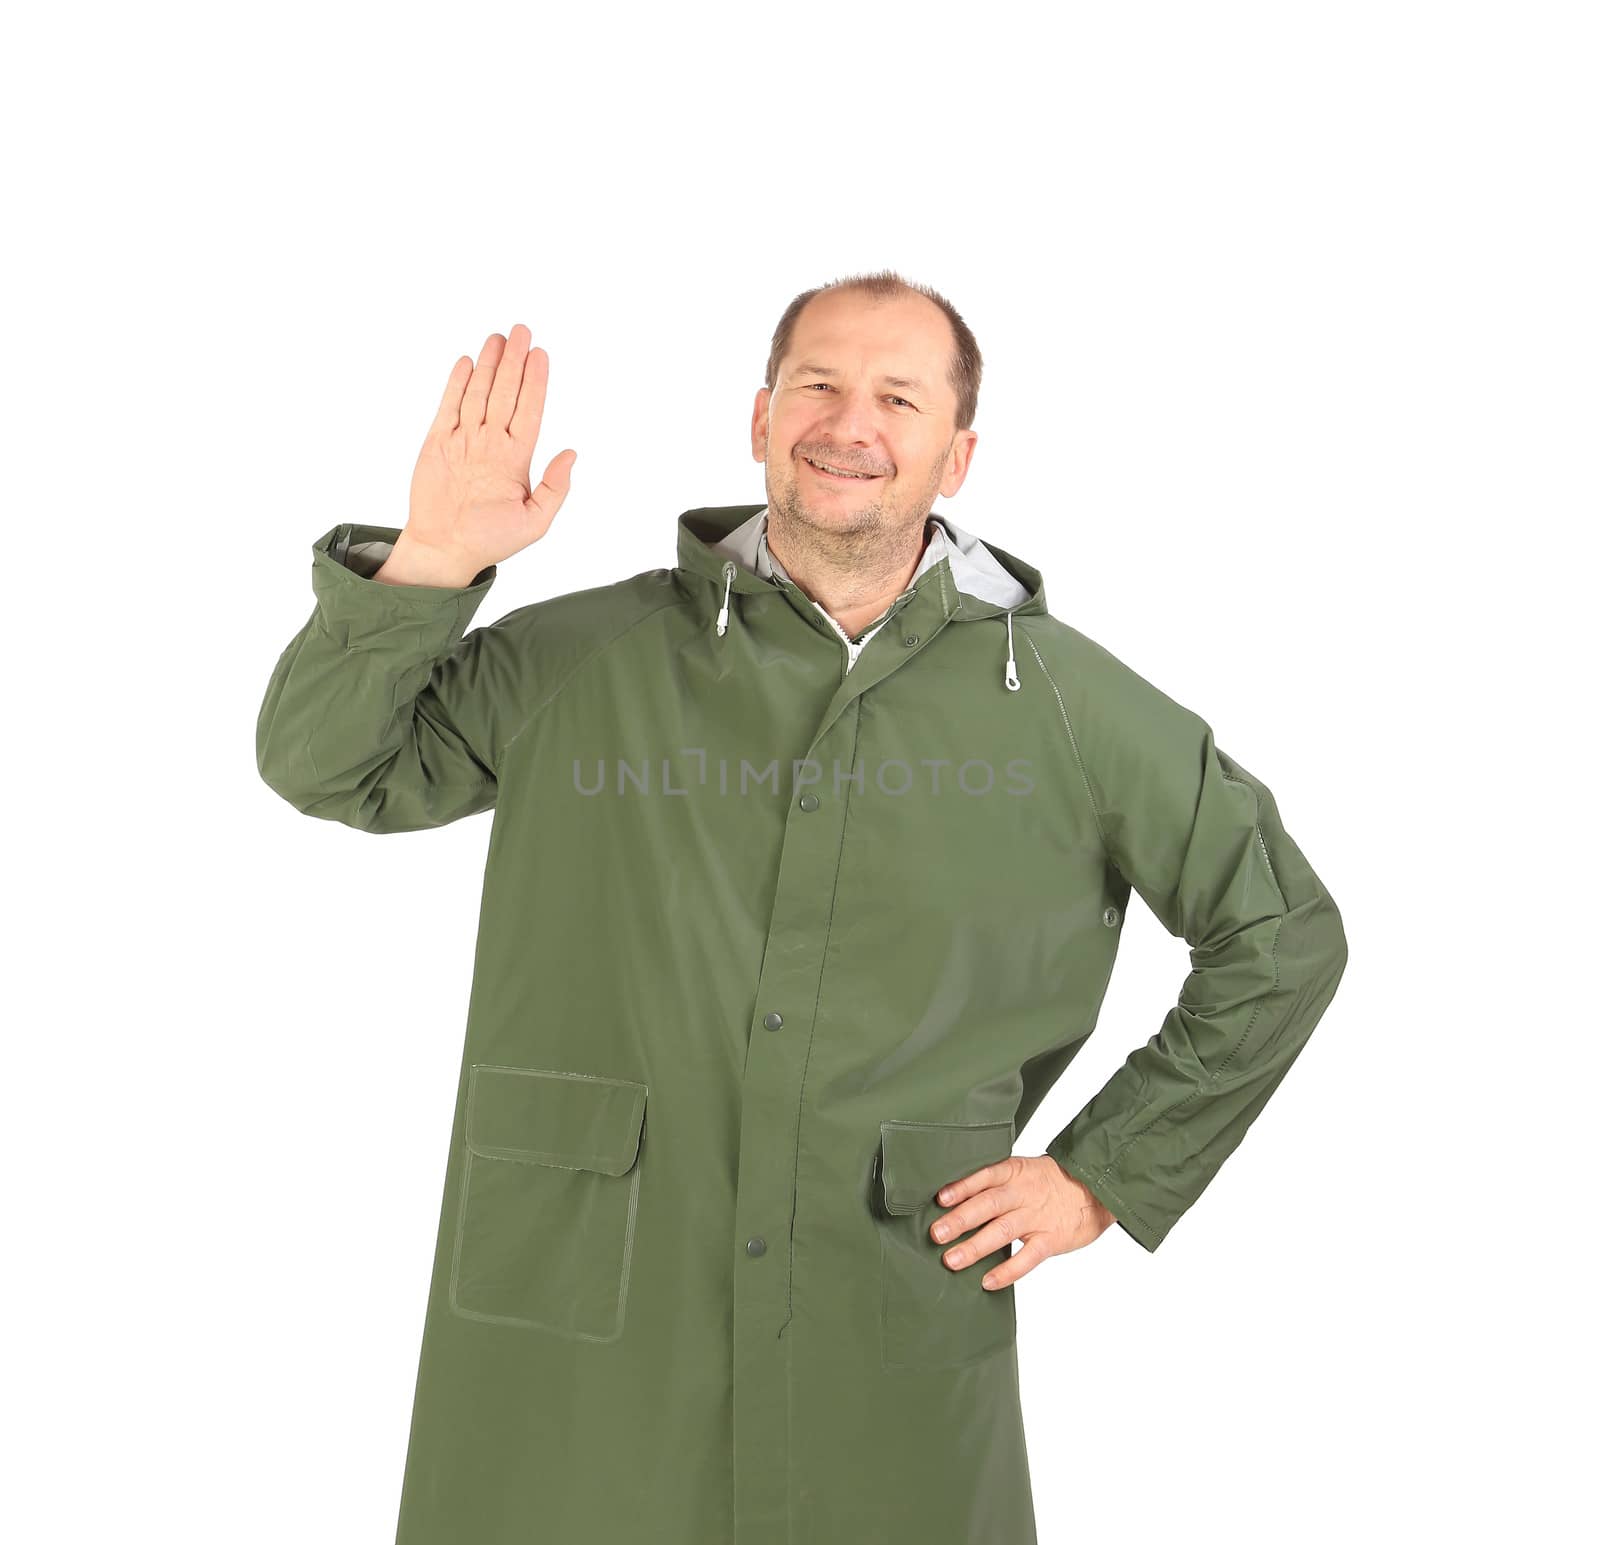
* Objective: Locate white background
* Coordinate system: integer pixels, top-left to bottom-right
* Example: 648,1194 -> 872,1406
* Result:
5,3 -> 1594,1541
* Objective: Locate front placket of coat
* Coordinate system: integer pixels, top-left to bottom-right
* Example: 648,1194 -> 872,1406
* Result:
728,568 -> 957,1542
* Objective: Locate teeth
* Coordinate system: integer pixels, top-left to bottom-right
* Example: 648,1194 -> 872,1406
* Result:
807,457 -> 875,479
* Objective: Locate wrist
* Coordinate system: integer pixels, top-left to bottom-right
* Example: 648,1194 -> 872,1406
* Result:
373,530 -> 485,589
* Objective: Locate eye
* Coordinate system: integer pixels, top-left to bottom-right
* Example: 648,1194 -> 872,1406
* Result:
803,383 -> 915,408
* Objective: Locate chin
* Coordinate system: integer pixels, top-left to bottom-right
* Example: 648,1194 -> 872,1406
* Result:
796,495 -> 885,533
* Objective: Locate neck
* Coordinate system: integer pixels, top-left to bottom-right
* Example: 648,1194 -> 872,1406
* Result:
768,517 -> 931,640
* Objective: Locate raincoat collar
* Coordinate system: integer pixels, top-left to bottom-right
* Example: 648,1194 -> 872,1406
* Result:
676,503 -> 1047,622
676,503 -> 1047,695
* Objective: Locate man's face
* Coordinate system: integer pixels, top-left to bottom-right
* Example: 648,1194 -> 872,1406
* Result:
751,289 -> 976,552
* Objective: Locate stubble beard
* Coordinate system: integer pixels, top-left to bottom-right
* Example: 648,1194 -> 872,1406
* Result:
765,448 -> 944,574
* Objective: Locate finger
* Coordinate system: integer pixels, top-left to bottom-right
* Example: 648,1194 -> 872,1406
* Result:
979,1236 -> 1048,1291
935,1156 -> 1014,1208
523,448 -> 578,532
460,332 -> 507,429
929,1182 -> 1007,1246
430,355 -> 472,436
939,1210 -> 1021,1273
486,323 -> 530,433
928,1164 -> 985,1215
508,344 -> 551,451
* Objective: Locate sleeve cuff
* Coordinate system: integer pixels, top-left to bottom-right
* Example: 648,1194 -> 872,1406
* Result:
337,534 -> 398,579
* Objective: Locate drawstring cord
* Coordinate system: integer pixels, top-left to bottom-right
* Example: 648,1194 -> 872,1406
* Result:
716,558 -> 1023,696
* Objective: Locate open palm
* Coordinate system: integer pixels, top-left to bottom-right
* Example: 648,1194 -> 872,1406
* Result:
405,323 -> 576,575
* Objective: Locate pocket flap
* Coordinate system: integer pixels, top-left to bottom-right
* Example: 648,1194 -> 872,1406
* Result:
878,1119 -> 1016,1215
467,1065 -> 647,1175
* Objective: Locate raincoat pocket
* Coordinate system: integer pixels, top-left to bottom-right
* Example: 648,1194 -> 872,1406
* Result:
874,1119 -> 1017,1371
450,1064 -> 647,1342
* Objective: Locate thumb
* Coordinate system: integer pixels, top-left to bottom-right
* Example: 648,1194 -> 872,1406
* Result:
525,449 -> 577,525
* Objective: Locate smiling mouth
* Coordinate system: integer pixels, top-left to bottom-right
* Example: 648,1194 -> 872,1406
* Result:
802,455 -> 883,483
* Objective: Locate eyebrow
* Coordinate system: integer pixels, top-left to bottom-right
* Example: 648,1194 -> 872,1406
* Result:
791,363 -> 929,394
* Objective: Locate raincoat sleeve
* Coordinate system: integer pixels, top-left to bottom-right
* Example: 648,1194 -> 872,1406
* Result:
1044,645 -> 1349,1253
256,522 -> 519,834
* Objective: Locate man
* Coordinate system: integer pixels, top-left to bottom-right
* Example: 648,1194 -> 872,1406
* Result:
256,271 -> 1348,1544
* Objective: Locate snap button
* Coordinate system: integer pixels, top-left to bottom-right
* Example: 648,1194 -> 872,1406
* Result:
903,633 -> 919,647
762,1011 -> 783,1031
798,792 -> 819,812
1102,905 -> 1120,928
746,1236 -> 767,1257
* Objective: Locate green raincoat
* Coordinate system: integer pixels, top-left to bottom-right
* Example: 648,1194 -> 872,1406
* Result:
256,502 -> 1348,1544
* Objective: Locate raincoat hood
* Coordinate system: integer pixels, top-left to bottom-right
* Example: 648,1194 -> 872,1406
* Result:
257,501 -> 1347,1545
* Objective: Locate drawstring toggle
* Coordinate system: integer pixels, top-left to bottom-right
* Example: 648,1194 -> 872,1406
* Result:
1003,611 -> 1021,691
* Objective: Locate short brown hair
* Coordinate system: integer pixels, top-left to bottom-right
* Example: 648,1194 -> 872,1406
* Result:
764,269 -> 983,431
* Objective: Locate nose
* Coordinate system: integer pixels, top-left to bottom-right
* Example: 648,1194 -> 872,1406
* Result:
815,385 -> 878,444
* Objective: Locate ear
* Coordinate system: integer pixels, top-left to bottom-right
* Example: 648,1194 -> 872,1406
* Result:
751,386 -> 771,462
939,429 -> 978,497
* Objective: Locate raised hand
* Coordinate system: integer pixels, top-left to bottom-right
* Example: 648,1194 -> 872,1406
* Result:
377,324 -> 577,588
